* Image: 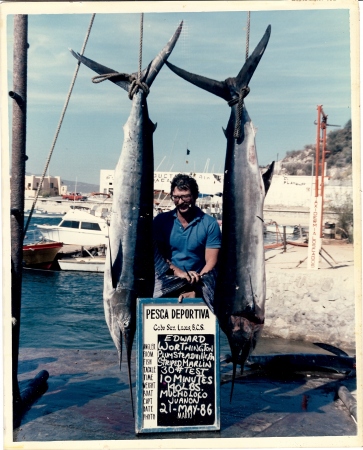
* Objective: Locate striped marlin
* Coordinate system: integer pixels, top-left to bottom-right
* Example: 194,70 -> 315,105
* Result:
70,22 -> 183,411
165,25 -> 273,398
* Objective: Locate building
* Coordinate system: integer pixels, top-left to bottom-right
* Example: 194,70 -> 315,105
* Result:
24,175 -> 62,198
99,169 -> 352,209
100,170 -> 224,197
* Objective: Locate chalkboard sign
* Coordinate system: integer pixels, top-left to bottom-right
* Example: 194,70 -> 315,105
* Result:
135,298 -> 220,434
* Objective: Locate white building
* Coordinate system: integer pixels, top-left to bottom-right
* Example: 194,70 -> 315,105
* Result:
100,169 -> 352,209
100,170 -> 224,197
24,175 -> 62,198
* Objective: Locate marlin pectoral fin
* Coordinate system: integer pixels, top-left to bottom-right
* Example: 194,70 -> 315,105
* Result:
69,49 -> 130,92
110,243 -> 123,289
165,61 -> 230,101
262,161 -> 275,195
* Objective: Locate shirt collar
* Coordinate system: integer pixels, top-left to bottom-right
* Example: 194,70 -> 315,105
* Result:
172,206 -> 203,224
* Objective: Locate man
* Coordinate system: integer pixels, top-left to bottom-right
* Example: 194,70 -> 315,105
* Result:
153,173 -> 222,304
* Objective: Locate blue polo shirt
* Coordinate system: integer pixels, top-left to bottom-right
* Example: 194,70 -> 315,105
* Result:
153,207 -> 222,273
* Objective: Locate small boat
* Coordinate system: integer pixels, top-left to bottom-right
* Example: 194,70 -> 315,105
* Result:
36,208 -> 110,246
286,240 -> 308,247
89,192 -> 111,200
264,220 -> 300,235
23,241 -> 63,269
264,242 -> 284,250
58,255 -> 105,272
24,209 -> 64,219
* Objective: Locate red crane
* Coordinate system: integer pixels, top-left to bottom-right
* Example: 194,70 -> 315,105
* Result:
314,105 -> 340,236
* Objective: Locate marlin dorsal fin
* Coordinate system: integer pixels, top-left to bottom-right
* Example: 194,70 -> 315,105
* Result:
262,161 -> 275,195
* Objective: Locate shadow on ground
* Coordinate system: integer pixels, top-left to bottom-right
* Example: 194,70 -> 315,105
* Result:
13,346 -> 357,442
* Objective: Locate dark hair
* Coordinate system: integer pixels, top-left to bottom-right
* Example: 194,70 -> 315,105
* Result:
170,173 -> 199,198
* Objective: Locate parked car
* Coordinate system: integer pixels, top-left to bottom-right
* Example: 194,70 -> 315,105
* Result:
62,192 -> 87,201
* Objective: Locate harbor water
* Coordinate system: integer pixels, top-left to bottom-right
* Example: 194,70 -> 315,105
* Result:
20,215 -> 300,351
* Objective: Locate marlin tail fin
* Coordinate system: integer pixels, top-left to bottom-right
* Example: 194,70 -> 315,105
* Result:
69,49 -> 131,91
165,25 -> 271,102
70,21 -> 183,92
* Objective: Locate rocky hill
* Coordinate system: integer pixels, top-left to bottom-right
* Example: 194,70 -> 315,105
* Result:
278,119 -> 352,180
61,179 -> 99,194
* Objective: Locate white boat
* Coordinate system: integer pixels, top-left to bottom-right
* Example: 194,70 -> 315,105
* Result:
36,208 -> 110,246
58,256 -> 105,272
24,209 -> 65,219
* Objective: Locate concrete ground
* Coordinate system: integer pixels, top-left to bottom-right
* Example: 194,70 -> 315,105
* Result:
10,334 -> 358,446
8,241 -> 360,448
263,241 -> 357,348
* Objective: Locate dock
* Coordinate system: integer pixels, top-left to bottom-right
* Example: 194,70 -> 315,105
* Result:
12,337 -> 357,444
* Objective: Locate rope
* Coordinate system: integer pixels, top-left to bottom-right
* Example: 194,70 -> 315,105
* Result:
138,13 -> 144,81
23,13 -> 96,239
93,13 -> 148,100
129,12 -> 145,99
233,87 -> 250,139
232,12 -> 251,140
91,71 -> 149,99
245,12 -> 250,61
128,79 -> 149,99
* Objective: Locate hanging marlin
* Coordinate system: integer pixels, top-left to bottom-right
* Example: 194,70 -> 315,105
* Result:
165,25 -> 273,398
70,21 -> 183,412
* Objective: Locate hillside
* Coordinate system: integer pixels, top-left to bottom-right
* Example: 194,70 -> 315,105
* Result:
278,119 -> 352,180
61,179 -> 99,194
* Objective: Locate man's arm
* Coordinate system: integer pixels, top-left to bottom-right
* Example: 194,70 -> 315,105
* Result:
200,248 -> 219,276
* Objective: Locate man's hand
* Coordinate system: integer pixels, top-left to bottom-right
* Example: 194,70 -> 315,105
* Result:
171,265 -> 201,284
178,290 -> 196,303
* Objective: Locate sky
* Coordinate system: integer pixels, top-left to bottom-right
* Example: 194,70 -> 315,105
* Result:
5,6 -> 353,186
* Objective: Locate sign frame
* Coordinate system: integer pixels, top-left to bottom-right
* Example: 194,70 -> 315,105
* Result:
135,297 -> 220,434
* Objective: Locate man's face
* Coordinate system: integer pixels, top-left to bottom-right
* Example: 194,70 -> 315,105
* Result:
171,187 -> 195,214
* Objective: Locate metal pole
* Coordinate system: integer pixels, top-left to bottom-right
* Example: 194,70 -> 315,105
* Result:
10,14 -> 28,417
311,155 -> 314,176
315,105 -> 322,197
283,226 -> 286,252
320,110 -> 328,237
